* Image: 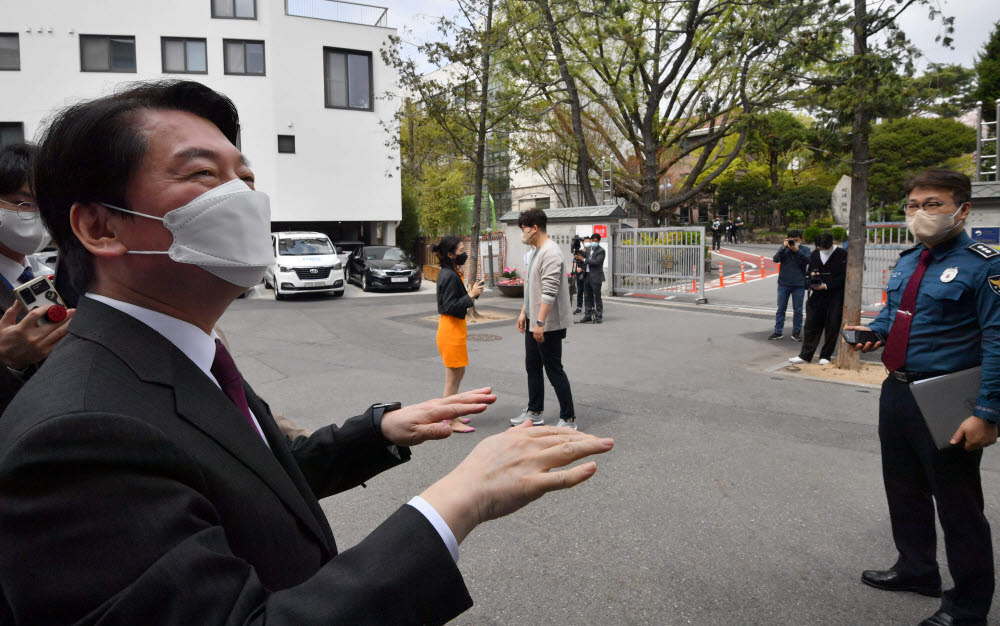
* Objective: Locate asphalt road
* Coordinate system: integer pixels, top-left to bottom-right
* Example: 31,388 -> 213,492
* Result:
219,284 -> 1000,625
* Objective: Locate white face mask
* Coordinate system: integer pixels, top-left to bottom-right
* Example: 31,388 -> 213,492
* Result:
906,205 -> 964,245
0,208 -> 49,255
520,228 -> 535,245
102,178 -> 273,288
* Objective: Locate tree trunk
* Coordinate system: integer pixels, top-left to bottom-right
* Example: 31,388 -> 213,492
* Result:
537,0 -> 597,206
467,0 -> 494,303
836,0 -> 870,370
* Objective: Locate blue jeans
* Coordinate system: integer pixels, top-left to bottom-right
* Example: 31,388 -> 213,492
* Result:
774,284 -> 804,334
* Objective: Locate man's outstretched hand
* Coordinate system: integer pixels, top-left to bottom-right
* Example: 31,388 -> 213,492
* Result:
379,387 -> 497,446
420,421 -> 614,544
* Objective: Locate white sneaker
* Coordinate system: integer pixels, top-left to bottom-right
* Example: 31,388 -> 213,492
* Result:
788,356 -> 806,364
510,410 -> 544,427
556,419 -> 578,430
819,358 -> 831,365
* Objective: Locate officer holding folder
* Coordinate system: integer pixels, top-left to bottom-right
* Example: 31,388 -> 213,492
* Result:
848,169 -> 998,626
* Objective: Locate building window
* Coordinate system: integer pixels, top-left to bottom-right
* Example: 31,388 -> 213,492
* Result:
0,123 -> 25,147
212,0 -> 256,19
277,135 -> 295,154
224,39 -> 265,76
0,33 -> 20,71
162,37 -> 207,74
323,48 -> 372,111
535,197 -> 551,210
80,35 -> 136,72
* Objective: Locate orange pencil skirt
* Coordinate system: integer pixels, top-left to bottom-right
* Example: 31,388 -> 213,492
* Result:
437,314 -> 468,368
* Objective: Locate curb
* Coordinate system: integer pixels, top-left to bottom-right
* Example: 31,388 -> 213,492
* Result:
764,361 -> 883,390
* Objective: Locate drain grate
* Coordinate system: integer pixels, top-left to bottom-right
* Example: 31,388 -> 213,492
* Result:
467,333 -> 502,342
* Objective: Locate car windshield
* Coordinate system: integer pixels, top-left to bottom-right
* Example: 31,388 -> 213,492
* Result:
279,238 -> 334,256
364,246 -> 409,261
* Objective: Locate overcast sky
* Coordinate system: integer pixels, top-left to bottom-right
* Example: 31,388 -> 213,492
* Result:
377,0 -> 999,71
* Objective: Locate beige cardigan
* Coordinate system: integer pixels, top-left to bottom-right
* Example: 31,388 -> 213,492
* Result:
525,238 -> 572,331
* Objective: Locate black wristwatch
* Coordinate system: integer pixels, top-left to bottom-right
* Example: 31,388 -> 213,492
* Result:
370,402 -> 402,442
536,320 -> 545,327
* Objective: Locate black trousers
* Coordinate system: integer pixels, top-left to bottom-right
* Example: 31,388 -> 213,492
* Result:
584,275 -> 603,318
524,324 -> 575,420
576,275 -> 585,309
798,291 -> 843,362
879,377 -> 994,620
712,233 -> 721,250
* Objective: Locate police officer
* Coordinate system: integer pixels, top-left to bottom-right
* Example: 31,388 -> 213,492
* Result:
848,169 -> 997,626
734,216 -> 745,243
711,217 -> 722,251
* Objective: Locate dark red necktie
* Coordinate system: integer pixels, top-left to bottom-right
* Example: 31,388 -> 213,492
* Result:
881,249 -> 933,373
210,339 -> 264,439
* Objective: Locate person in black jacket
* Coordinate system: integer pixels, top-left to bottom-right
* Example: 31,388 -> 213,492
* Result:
434,236 -> 484,433
789,233 -> 847,364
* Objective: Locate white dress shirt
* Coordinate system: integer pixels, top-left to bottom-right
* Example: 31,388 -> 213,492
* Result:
819,245 -> 836,265
84,293 -> 459,562
0,253 -> 51,289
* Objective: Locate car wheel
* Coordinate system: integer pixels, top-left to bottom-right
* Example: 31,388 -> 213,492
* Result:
361,274 -> 370,292
331,289 -> 344,297
410,282 -> 421,291
344,268 -> 351,285
275,284 -> 286,301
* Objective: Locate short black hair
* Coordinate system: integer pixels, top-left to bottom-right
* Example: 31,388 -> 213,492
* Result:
34,80 -> 241,293
0,143 -> 37,196
904,168 -> 972,206
815,233 -> 834,249
590,233 -> 601,243
432,235 -> 463,271
787,229 -> 803,239
517,208 -> 547,231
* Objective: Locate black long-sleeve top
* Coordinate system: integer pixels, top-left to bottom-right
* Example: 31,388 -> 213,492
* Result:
436,266 -> 475,318
807,246 -> 848,294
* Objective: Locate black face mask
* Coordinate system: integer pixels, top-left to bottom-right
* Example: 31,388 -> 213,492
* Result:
455,253 -> 469,266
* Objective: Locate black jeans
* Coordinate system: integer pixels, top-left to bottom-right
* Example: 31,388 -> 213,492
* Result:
584,275 -> 603,318
879,377 -> 994,620
799,291 -> 843,361
524,323 -> 575,420
576,275 -> 585,309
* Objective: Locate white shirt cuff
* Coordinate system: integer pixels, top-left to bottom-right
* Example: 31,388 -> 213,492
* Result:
407,495 -> 459,563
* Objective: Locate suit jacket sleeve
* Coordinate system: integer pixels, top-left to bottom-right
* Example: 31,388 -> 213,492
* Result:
0,413 -> 470,625
586,247 -> 606,270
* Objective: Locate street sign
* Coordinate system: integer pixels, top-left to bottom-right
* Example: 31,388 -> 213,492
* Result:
594,224 -> 608,239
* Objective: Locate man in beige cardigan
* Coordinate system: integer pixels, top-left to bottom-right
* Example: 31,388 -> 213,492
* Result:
510,209 -> 578,430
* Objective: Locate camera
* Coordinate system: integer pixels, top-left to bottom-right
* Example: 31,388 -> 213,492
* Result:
13,275 -> 69,325
571,235 -> 583,254
810,272 -> 823,287
787,239 -> 797,247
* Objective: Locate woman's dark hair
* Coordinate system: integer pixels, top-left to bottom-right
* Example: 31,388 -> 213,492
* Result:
517,208 -> 547,231
904,168 -> 972,206
33,80 -> 241,293
0,143 -> 37,196
815,233 -> 834,249
432,235 -> 462,270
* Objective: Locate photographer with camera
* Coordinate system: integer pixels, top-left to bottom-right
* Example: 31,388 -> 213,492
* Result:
788,233 -> 847,365
572,235 -> 588,314
768,229 -> 810,341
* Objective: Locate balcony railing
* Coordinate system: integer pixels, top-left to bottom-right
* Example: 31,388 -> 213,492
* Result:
286,0 -> 389,27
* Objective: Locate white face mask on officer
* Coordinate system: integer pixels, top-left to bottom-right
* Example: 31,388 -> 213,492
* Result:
906,204 -> 964,246
0,207 -> 49,255
101,178 -> 274,288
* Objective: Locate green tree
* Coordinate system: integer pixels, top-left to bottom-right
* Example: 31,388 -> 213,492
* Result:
746,112 -> 809,190
417,162 -> 472,236
901,63 -> 977,118
867,117 -> 976,207
973,21 -> 1000,123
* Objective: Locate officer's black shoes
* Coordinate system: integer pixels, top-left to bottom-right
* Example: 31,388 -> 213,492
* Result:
767,332 -> 782,340
577,316 -> 594,324
573,308 -> 582,314
860,568 -> 942,597
791,332 -> 802,341
919,609 -> 986,626
595,317 -> 603,324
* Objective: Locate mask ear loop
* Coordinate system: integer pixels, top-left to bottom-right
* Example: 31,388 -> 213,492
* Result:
100,202 -> 170,255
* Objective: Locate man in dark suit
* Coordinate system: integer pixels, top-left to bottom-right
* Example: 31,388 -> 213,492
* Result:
577,233 -> 606,324
0,80 -> 613,624
0,143 -> 75,412
789,232 -> 848,365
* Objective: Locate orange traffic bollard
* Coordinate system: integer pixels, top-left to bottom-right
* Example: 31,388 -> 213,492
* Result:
719,261 -> 724,288
882,269 -> 887,304
740,260 -> 746,283
760,255 -> 766,279
691,265 -> 697,292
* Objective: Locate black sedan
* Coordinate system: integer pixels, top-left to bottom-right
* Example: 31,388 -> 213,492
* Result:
345,245 -> 422,292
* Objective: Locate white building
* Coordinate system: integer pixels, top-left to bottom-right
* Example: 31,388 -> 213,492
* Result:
0,0 -> 401,244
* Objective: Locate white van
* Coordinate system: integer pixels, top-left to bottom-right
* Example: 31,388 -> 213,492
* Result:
263,232 -> 345,300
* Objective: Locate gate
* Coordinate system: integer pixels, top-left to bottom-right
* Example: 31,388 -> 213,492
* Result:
864,222 -> 913,307
611,227 -> 706,301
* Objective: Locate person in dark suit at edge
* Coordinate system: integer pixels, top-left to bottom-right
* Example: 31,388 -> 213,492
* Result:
0,143 -> 75,413
577,233 -> 606,324
0,80 -> 614,624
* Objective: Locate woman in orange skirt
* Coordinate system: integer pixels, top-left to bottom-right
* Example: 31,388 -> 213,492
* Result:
434,236 -> 485,433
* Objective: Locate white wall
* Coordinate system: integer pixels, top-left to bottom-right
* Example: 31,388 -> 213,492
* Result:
0,0 -> 400,226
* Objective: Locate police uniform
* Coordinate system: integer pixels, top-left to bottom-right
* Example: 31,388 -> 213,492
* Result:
867,230 -> 998,622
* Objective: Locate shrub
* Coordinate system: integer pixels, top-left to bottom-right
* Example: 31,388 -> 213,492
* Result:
831,227 -> 847,241
803,226 -> 823,242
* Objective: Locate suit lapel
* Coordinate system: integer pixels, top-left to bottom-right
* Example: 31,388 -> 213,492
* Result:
70,298 -> 332,550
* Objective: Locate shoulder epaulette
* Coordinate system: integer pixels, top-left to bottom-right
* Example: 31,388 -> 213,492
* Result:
967,242 -> 1000,260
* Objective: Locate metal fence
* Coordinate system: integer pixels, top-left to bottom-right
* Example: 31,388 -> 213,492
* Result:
611,227 -> 706,301
863,222 -> 913,307
285,0 -> 389,26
